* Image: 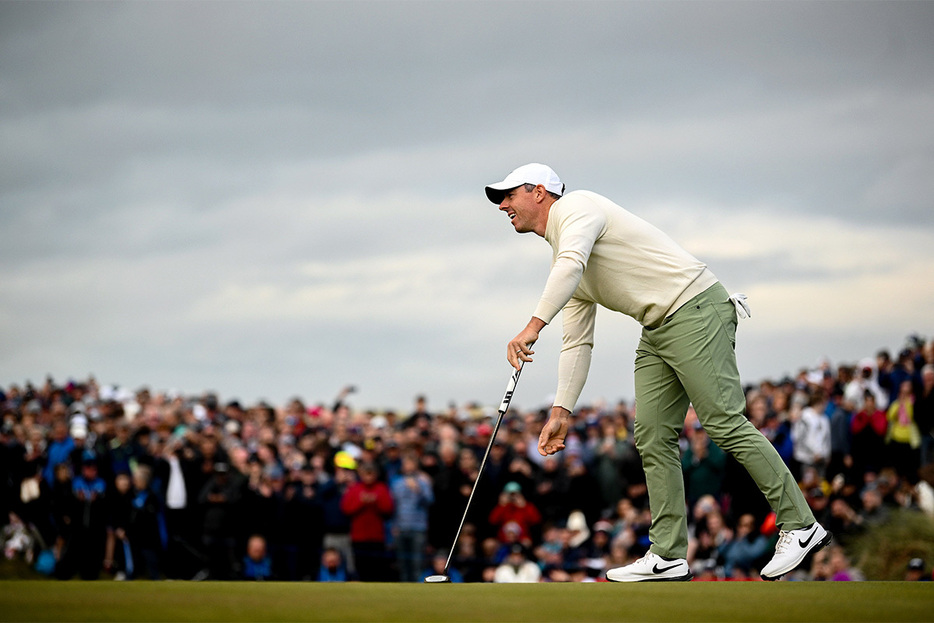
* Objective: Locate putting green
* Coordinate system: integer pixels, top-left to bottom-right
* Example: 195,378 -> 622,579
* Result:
0,581 -> 931,622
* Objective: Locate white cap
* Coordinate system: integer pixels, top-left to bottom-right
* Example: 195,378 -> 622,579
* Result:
485,163 -> 564,204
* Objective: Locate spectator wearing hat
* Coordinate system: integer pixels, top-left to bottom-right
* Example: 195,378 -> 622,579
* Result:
905,557 -> 931,581
493,543 -> 541,583
489,482 -> 542,546
340,461 -> 394,581
319,451 -> 357,576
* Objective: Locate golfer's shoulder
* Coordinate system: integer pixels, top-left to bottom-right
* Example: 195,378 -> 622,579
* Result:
555,189 -> 607,209
551,190 -> 612,222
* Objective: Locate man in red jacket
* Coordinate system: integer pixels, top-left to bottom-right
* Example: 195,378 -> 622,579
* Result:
489,481 -> 542,546
340,461 -> 394,581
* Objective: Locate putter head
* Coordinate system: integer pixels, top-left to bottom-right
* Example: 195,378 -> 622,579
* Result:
424,574 -> 451,583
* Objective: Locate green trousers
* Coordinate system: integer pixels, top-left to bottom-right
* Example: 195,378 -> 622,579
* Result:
633,282 -> 813,559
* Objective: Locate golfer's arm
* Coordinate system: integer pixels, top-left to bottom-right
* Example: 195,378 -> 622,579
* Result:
533,257 -> 584,324
552,298 -> 596,411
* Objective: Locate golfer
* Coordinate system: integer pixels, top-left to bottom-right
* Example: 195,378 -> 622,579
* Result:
485,163 -> 831,582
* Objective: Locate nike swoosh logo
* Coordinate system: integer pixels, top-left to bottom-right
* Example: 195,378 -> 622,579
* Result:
798,529 -> 817,549
653,562 -> 682,574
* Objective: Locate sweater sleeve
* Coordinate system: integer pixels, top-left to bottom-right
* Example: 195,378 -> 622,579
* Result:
553,297 -> 596,411
532,199 -> 606,324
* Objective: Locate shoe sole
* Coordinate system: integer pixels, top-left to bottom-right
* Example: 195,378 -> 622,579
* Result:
606,572 -> 694,583
760,530 -> 833,581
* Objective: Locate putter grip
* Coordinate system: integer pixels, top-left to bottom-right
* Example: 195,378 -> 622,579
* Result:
498,365 -> 523,413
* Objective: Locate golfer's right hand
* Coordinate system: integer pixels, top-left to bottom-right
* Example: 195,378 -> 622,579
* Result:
538,407 -> 570,456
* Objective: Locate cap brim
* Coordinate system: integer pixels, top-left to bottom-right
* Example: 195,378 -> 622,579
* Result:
485,183 -> 518,205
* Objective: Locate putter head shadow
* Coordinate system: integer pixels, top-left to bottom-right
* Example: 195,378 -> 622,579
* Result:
424,574 -> 451,583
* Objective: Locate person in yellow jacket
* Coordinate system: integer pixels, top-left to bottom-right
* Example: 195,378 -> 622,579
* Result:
886,379 -> 921,479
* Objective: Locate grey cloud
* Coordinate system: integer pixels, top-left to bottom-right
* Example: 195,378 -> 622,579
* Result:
2,1 -> 933,409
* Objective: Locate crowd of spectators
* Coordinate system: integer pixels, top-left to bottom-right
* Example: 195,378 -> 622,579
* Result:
2,335 -> 933,582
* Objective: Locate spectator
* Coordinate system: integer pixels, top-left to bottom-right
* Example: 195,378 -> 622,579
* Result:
451,524 -> 484,582
790,390 -> 831,479
340,461 -> 394,581
318,547 -> 353,582
242,534 -> 274,581
857,483 -> 890,528
127,464 -> 167,580
827,393 -> 855,481
818,544 -> 862,581
719,513 -> 769,578
318,451 -> 357,577
850,391 -> 888,476
534,454 -> 571,524
390,451 -> 434,582
762,390 -> 795,466
489,482 -> 542,546
41,421 -> 74,486
104,470 -> 133,579
160,433 -> 203,580
198,461 -> 242,580
493,544 -> 541,583
428,441 -> 470,549
904,557 -> 931,581
845,360 -> 888,412
1,341 -> 930,585
564,454 -> 602,524
69,452 -> 108,580
915,365 -> 934,467
885,380 -> 921,480
682,425 -> 726,507
281,463 -> 325,581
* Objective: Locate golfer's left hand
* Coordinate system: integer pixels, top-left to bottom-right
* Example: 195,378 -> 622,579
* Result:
507,317 -> 547,370
538,407 -> 570,456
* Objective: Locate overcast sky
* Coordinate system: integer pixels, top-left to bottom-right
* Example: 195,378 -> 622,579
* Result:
2,1 -> 933,414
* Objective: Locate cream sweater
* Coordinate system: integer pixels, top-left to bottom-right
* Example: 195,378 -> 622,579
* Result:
532,190 -> 718,410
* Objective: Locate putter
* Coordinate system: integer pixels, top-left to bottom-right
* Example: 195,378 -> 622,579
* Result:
424,361 -> 526,583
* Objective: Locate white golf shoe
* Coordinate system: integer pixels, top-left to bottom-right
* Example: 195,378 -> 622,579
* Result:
606,551 -> 693,582
760,522 -> 832,581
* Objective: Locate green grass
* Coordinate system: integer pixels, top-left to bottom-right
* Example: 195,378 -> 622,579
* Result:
1,581 -> 932,623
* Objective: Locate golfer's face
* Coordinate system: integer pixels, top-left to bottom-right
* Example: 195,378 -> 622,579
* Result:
499,186 -> 536,233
